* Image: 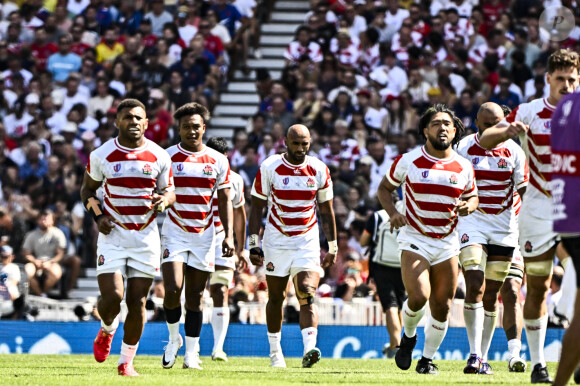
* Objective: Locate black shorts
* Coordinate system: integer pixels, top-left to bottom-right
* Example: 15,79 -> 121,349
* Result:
373,264 -> 406,310
562,236 -> 580,288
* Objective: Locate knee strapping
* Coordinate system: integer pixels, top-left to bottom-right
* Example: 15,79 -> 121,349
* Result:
485,260 -> 511,282
209,269 -> 234,286
460,245 -> 487,271
293,276 -> 316,306
525,259 -> 553,276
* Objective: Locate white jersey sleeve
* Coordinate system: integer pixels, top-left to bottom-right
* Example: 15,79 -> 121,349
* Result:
156,150 -> 174,193
511,141 -> 529,189
87,150 -> 104,182
316,163 -> 333,203
251,159 -> 273,200
386,154 -> 409,187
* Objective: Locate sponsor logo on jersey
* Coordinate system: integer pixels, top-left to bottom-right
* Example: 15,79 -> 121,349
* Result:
410,244 -> 419,250
142,164 -> 152,175
544,121 -> 551,129
294,168 -> 301,175
113,163 -> 121,173
461,233 -> 469,243
266,262 -> 275,272
176,163 -> 184,172
524,241 -> 533,253
283,177 -> 290,185
98,255 -> 105,266
497,158 -> 508,168
203,165 -> 213,175
435,163 -> 444,169
472,157 -> 479,165
306,178 -> 315,188
127,153 -> 137,159
449,174 -> 458,184
422,170 -> 429,178
163,249 -> 170,259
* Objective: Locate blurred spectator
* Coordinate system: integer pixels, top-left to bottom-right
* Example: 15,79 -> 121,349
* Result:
490,71 -> 520,110
0,245 -> 22,318
454,89 -> 479,131
238,145 -> 260,188
293,81 -> 322,127
265,95 -> 296,131
47,35 -> 82,84
145,0 -> 173,37
367,136 -> 396,199
284,25 -> 323,67
211,0 -> 243,40
19,141 -> 47,181
96,27 -> 124,67
30,26 -> 58,72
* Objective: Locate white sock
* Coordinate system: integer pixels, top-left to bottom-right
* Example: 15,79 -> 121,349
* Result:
301,327 -> 317,355
423,316 -> 448,359
118,342 -> 138,365
508,339 -> 522,358
402,300 -> 426,338
167,321 -> 180,342
267,331 -> 282,355
524,314 -> 548,367
211,307 -> 230,353
463,302 -> 484,356
185,336 -> 200,356
101,317 -> 119,334
481,310 -> 497,362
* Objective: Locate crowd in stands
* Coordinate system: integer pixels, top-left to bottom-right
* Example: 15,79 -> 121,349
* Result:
0,0 -> 577,323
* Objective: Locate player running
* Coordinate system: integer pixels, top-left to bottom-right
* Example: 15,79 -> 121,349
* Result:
248,124 -> 337,368
378,104 -> 478,374
160,103 -> 234,370
81,98 -> 175,376
479,49 -> 579,383
456,102 -> 528,375
206,137 -> 248,362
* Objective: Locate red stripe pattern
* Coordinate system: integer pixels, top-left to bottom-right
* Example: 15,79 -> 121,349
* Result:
213,171 -> 245,233
163,144 -> 231,234
87,138 -> 174,232
386,147 -> 477,239
251,154 -> 332,245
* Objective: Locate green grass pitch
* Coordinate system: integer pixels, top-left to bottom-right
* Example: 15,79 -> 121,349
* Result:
0,355 -> 562,385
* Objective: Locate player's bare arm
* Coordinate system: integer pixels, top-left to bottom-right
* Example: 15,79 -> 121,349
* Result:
248,195 -> 267,266
456,195 -> 479,216
233,204 -> 247,270
217,187 -> 234,257
478,121 -> 528,149
80,171 -> 115,235
377,176 -> 408,233
318,198 -> 337,268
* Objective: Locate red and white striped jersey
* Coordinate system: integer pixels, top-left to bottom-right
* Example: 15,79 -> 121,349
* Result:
251,154 -> 333,249
86,138 -> 174,233
358,43 -> 380,76
456,133 -> 528,230
283,41 -> 323,64
329,40 -> 360,67
468,43 -> 507,66
444,18 -> 474,46
162,144 -> 231,236
501,97 -> 555,219
386,146 -> 477,239
213,170 -> 245,234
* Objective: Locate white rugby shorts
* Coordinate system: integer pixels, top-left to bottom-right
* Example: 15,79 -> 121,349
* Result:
262,244 -> 322,277
458,214 -> 519,249
96,240 -> 161,279
398,228 -> 459,265
161,228 -> 216,272
519,209 -> 559,258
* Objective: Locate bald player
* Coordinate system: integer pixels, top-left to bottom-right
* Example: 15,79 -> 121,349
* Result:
248,124 -> 337,368
455,102 -> 529,375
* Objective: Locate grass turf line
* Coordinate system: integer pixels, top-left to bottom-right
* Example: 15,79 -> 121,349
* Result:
0,355 -> 559,385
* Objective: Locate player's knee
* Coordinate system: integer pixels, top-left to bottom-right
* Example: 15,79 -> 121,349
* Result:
267,291 -> 286,305
525,259 -> 553,277
485,260 -> 511,282
408,293 -> 428,309
459,245 -> 487,272
465,271 -> 485,296
296,283 -> 316,306
501,285 -> 519,305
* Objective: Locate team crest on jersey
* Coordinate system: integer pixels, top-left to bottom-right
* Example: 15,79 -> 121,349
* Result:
163,249 -> 170,259
461,234 -> 469,243
266,262 -> 275,272
203,165 -> 213,175
472,157 -> 479,165
306,178 -> 315,188
142,164 -> 152,175
177,163 -> 184,172
98,255 -> 105,266
544,121 -> 551,129
283,177 -> 290,185
113,163 -> 121,173
497,158 -> 508,168
524,241 -> 533,253
421,170 -> 429,178
449,174 -> 458,184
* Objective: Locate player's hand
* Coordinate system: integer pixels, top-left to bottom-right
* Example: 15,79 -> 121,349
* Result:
236,249 -> 249,271
505,121 -> 528,138
96,215 -> 116,235
249,247 -> 264,266
151,193 -> 168,212
222,237 -> 235,257
321,252 -> 336,268
389,213 -> 408,233
456,200 -> 477,216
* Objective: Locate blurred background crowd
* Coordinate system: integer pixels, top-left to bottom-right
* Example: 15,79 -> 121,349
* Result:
0,0 -> 577,323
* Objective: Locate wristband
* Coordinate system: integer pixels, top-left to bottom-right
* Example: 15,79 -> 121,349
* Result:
328,240 -> 338,254
84,195 -> 104,222
248,234 -> 260,249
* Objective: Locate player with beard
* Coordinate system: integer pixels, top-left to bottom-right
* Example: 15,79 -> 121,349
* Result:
377,104 -> 478,374
480,49 -> 580,383
455,102 -> 528,375
248,124 -> 337,368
